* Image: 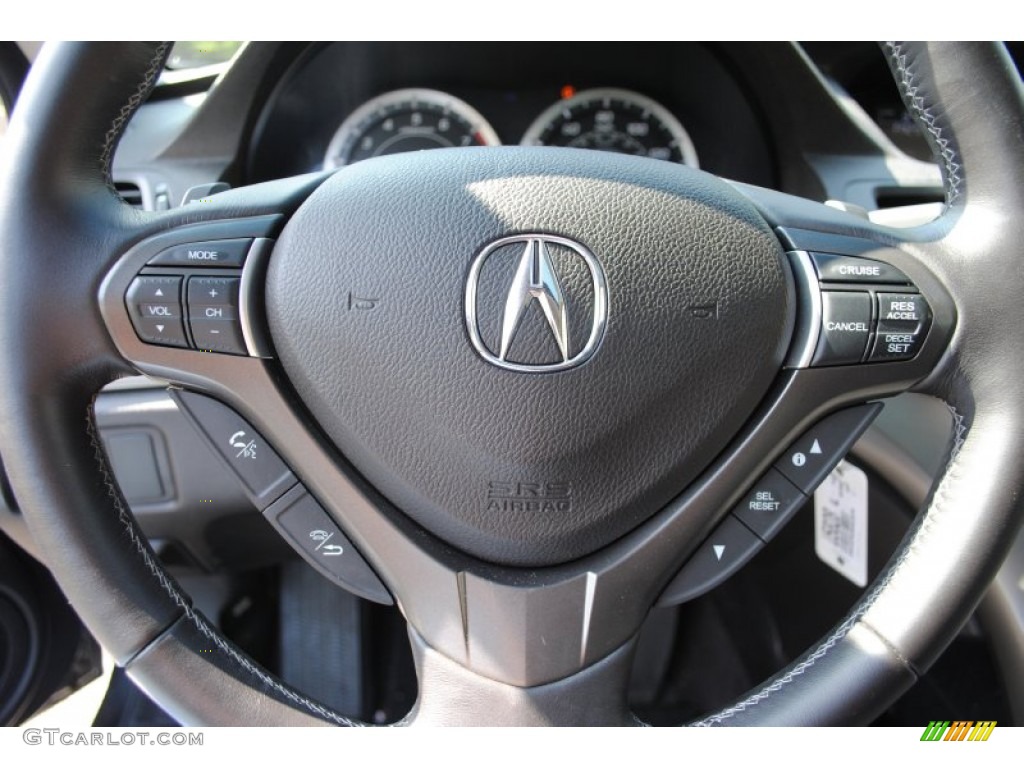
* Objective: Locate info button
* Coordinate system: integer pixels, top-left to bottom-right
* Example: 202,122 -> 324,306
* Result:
812,291 -> 872,366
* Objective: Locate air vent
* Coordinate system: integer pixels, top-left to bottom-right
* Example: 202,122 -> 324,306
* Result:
115,181 -> 144,209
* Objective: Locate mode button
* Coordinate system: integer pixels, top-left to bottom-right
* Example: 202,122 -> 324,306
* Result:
148,238 -> 252,268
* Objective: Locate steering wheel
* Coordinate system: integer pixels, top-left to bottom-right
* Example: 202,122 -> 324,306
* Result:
1,42 -> 1022,726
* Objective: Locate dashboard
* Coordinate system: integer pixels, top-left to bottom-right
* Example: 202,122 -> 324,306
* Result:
247,42 -> 777,189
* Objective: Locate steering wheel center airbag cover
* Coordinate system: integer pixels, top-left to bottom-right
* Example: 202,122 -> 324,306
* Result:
267,148 -> 791,566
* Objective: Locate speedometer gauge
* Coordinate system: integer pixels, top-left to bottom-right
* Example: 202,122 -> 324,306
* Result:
521,88 -> 698,167
324,89 -> 500,168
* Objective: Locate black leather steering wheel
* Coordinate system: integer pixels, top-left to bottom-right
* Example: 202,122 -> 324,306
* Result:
1,42 -> 1022,726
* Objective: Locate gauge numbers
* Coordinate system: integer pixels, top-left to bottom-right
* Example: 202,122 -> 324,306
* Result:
521,88 -> 698,167
325,89 -> 501,168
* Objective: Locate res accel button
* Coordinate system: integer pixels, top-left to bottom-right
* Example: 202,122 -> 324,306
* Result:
876,293 -> 929,328
812,291 -> 872,366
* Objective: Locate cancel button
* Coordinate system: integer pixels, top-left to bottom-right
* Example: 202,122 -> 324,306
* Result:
812,291 -> 872,366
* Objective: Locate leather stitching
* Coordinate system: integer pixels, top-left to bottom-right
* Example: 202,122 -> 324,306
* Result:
884,41 -> 962,205
99,42 -> 171,193
86,400 -> 360,726
693,405 -> 965,726
692,613 -> 862,726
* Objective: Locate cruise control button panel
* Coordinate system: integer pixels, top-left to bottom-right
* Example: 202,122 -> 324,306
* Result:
790,251 -> 933,367
264,486 -> 392,604
171,390 -> 296,509
124,239 -> 260,356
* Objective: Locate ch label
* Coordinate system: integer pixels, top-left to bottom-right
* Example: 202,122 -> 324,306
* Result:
229,430 -> 257,459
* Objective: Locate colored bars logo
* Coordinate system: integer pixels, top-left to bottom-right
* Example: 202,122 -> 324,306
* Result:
920,721 -> 997,741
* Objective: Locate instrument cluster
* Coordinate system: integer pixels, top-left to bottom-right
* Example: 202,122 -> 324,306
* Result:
323,86 -> 700,169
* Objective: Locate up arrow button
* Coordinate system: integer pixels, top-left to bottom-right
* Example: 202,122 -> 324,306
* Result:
775,404 -> 882,495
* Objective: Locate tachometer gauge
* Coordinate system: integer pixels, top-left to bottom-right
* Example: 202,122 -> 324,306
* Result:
324,89 -> 500,168
521,88 -> 698,167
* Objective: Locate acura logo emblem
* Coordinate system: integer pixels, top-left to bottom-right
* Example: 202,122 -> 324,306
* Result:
465,234 -> 608,372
